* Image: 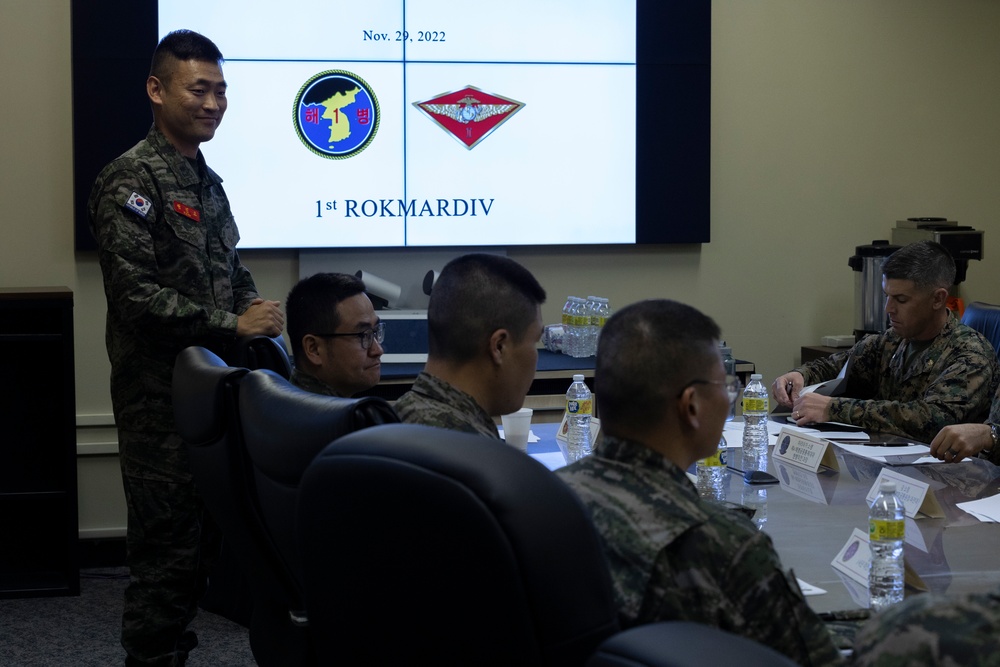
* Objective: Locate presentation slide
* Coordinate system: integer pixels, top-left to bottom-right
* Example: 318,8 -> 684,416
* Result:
159,1 -> 637,248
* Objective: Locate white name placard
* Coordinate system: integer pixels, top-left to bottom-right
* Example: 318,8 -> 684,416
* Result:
831,527 -> 871,588
866,468 -> 943,519
772,427 -> 839,473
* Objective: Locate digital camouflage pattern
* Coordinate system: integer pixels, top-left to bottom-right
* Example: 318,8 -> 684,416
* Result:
852,588 -> 1000,666
90,125 -> 260,449
794,314 -> 998,442
89,125 -> 258,665
290,366 -> 340,396
394,371 -> 500,439
557,436 -> 843,667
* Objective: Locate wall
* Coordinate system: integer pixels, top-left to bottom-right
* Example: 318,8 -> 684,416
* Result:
2,0 -> 999,536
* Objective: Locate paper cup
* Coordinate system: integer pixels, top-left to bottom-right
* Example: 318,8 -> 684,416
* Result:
501,407 -> 533,451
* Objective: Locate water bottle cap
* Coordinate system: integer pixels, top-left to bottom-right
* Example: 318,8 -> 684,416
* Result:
750,373 -> 762,380
572,374 -> 584,382
880,480 -> 897,493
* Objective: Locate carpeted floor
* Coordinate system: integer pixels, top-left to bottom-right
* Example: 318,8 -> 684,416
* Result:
0,568 -> 257,666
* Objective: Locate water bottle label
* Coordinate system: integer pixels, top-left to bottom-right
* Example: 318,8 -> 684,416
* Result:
562,314 -> 572,325
742,397 -> 768,412
700,449 -> 727,467
869,519 -> 904,541
567,398 -> 593,416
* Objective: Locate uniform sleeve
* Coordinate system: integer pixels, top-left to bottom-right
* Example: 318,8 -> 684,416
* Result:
794,349 -> 851,386
90,166 -> 243,344
826,335 -> 998,442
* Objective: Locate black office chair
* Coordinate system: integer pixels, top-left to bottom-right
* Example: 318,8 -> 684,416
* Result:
227,334 -> 293,379
172,346 -> 310,666
962,301 -> 1000,361
237,369 -> 399,633
296,424 -> 798,666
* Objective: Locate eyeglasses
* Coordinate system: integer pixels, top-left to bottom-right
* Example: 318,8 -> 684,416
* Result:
678,375 -> 742,406
315,321 -> 385,349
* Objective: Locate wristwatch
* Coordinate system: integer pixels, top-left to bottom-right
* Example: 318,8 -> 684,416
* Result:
987,423 -> 999,455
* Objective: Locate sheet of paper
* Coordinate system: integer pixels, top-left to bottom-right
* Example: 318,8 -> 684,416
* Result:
498,428 -> 540,443
833,441 -> 930,462
531,451 -> 567,471
796,578 -> 827,597
957,494 -> 1000,523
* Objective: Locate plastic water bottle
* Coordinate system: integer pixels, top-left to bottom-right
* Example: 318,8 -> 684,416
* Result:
696,436 -> 728,501
741,374 -> 769,472
719,341 -> 736,422
593,297 -> 611,355
741,485 -> 767,530
570,297 -> 589,358
869,480 -> 905,612
561,297 -> 578,356
565,374 -> 593,461
584,296 -> 600,357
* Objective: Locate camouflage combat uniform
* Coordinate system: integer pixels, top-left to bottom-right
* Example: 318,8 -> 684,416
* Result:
851,588 -> 1000,666
793,314 -> 998,442
557,436 -> 843,667
393,371 -> 500,438
290,366 -> 339,396
89,125 -> 260,666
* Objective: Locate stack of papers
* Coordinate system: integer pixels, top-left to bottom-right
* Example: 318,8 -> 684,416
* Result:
957,495 -> 1000,522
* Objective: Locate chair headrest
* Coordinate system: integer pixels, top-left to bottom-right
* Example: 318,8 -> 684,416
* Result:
172,346 -> 247,446
298,423 -> 618,663
227,335 -> 293,379
239,369 -> 399,487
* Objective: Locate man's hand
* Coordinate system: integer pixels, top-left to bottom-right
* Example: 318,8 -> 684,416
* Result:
772,372 -> 804,407
929,423 -> 991,463
237,298 -> 284,337
790,392 -> 832,425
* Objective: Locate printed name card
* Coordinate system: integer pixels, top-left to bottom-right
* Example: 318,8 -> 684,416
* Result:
556,416 -> 601,448
831,527 -> 871,587
772,428 -> 839,473
866,468 -> 944,519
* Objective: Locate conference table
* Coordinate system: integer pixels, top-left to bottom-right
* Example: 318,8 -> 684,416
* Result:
523,418 -> 1000,614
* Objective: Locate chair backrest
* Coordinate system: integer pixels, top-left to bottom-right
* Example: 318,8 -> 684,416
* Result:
962,301 -> 1000,361
296,423 -> 620,667
172,347 -> 315,667
226,334 -> 293,379
238,369 -> 399,608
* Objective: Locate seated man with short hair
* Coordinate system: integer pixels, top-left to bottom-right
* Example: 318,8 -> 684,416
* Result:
394,253 -> 546,438
284,272 -> 383,397
557,299 -> 842,667
773,240 -> 998,443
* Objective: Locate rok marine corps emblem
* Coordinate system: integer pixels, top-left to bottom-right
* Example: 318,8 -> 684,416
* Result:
413,85 -> 524,150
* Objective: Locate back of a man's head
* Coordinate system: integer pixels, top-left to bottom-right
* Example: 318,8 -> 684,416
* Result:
427,254 -> 546,364
150,29 -> 224,83
286,272 -> 367,360
596,299 -> 721,430
882,240 -> 956,290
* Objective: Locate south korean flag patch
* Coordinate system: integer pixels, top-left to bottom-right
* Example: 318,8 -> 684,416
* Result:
125,191 -> 153,218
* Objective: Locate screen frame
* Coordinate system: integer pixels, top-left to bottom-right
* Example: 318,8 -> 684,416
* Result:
71,1 -> 710,251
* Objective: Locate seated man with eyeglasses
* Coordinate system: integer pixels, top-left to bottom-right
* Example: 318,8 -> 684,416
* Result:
556,299 -> 842,667
393,253 -> 546,438
284,272 -> 384,397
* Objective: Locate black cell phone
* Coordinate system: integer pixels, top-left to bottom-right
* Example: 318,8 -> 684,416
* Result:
744,470 -> 779,485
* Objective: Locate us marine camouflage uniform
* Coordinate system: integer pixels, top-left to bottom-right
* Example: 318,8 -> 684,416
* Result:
557,436 -> 843,667
852,588 -> 1000,666
89,125 -> 260,666
793,313 -> 998,442
393,371 -> 500,438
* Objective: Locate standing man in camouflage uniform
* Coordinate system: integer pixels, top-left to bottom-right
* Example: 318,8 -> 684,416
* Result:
773,240 -> 998,443
285,272 -> 384,397
557,299 -> 842,667
394,254 -> 546,438
89,30 -> 284,666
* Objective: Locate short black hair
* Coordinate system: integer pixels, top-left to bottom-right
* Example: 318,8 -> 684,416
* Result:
286,272 -> 367,360
150,30 -> 224,83
427,254 -> 546,363
595,299 -> 721,429
882,240 -> 956,290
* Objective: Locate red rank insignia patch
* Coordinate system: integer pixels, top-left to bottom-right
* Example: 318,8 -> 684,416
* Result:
413,85 -> 525,150
173,201 -> 201,222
